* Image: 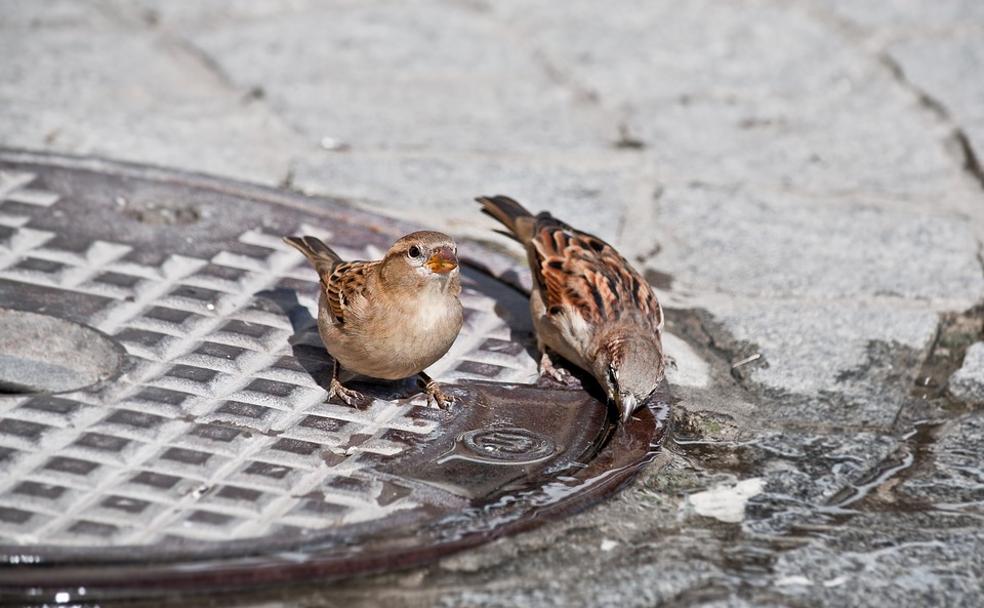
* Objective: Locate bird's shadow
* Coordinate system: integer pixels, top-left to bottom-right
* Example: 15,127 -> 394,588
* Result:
459,264 -> 541,363
458,264 -> 599,396
257,288 -> 418,404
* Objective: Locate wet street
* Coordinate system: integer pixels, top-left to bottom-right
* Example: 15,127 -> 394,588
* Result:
2,1 -> 984,606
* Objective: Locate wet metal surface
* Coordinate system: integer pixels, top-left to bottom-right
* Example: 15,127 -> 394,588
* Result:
0,150 -> 668,601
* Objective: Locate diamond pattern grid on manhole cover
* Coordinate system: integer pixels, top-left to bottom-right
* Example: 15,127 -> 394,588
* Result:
0,150 -> 668,600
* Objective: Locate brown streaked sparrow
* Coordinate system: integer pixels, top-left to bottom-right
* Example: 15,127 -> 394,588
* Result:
283,231 -> 463,409
477,195 -> 665,423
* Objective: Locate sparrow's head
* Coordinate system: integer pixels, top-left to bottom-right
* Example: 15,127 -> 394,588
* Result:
383,231 -> 459,286
594,330 -> 665,424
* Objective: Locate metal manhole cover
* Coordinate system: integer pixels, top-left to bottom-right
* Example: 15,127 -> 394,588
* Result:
0,150 -> 669,602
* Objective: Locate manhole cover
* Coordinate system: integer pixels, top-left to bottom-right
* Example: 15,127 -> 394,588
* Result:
0,150 -> 669,602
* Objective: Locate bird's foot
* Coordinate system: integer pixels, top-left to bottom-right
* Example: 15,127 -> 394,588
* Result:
538,351 -> 579,387
328,379 -> 369,409
664,354 -> 677,370
423,380 -> 454,410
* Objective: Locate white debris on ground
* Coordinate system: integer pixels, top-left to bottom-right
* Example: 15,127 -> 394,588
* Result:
682,478 -> 766,523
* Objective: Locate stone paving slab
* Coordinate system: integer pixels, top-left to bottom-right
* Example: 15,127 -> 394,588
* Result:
0,1 -> 300,184
712,300 -> 938,401
949,343 -> 984,403
656,187 -> 984,303
291,152 -> 643,244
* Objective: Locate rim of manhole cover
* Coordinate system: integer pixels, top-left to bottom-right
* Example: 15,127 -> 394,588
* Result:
0,149 -> 669,601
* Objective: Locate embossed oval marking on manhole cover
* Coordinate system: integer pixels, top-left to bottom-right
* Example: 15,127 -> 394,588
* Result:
458,427 -> 557,463
0,308 -> 125,394
0,150 -> 669,602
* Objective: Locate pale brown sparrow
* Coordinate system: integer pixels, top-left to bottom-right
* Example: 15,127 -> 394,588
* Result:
283,231 -> 463,409
477,195 -> 665,422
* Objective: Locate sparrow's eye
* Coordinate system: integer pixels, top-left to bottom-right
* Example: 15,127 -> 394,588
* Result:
408,245 -> 421,258
607,364 -> 618,389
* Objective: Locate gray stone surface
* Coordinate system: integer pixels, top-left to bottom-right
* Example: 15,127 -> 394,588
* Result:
0,2 -> 301,184
897,413 -> 984,506
657,187 -> 984,302
712,301 -> 937,396
2,0 -> 984,605
772,520 -> 984,606
949,343 -> 984,403
183,3 -> 614,155
822,0 -> 984,32
885,31 -> 984,189
291,152 -> 642,244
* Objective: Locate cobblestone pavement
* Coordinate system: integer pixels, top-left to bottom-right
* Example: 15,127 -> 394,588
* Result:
3,1 -> 984,606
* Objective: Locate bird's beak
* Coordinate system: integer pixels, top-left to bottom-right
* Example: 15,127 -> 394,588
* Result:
426,246 -> 458,274
616,392 -> 638,424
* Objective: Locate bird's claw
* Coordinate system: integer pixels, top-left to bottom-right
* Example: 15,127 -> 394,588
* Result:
539,351 -> 578,387
538,351 -> 566,381
329,379 -> 369,409
424,381 -> 454,410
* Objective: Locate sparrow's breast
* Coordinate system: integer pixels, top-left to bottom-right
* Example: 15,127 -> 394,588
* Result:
398,292 -> 464,366
334,289 -> 462,381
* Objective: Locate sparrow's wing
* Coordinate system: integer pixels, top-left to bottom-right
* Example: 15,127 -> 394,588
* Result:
323,261 -> 375,326
529,216 -> 663,334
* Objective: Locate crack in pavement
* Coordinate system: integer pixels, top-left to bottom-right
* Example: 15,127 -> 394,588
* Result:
794,0 -> 984,196
877,53 -> 984,194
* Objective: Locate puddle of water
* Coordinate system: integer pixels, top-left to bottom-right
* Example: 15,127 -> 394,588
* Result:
437,427 -> 558,466
824,421 -> 939,512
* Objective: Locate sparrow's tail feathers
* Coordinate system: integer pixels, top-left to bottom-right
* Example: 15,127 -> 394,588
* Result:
283,236 -> 342,274
476,195 -> 536,242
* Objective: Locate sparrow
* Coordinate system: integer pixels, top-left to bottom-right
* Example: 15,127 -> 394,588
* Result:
283,231 -> 464,409
477,195 -> 665,423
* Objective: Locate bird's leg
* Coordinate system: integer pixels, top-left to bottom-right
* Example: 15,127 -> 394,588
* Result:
416,371 -> 453,410
328,360 -> 368,409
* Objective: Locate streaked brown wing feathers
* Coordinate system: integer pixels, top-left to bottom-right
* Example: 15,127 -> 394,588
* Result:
530,220 -> 663,333
323,261 -> 374,325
